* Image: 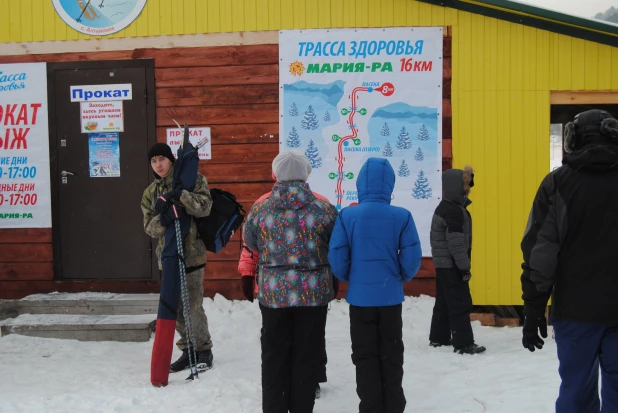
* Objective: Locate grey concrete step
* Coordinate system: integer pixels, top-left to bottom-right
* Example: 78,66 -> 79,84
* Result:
0,313 -> 156,342
0,293 -> 159,320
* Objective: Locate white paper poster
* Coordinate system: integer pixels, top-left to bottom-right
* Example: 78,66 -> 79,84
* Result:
80,101 -> 124,133
0,63 -> 52,228
166,127 -> 212,160
279,28 -> 443,256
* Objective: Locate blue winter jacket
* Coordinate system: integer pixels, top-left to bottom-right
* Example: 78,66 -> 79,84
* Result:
328,158 -> 422,307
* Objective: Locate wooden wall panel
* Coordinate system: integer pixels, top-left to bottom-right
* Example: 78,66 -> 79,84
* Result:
0,229 -> 52,243
154,65 -> 279,88
0,263 -> 54,281
156,123 -> 280,145
156,85 -> 279,107
0,45 -> 280,67
0,35 -> 451,299
0,244 -> 53,262
156,104 -> 279,126
199,163 -> 274,183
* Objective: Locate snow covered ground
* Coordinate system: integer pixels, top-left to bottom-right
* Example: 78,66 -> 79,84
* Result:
0,295 -> 560,413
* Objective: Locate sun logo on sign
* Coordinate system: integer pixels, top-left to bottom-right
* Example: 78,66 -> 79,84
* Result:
289,61 -> 305,77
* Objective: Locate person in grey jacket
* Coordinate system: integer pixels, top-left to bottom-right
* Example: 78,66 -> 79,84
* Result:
428,166 -> 486,355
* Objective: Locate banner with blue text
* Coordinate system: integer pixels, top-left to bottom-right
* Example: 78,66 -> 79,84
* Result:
0,63 -> 51,228
279,28 -> 443,255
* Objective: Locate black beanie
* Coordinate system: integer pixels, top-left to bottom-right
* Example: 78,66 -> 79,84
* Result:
148,143 -> 175,164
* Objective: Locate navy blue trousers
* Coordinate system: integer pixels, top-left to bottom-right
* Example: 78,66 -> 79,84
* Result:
553,319 -> 618,413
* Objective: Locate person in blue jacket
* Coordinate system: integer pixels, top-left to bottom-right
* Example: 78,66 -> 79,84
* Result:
328,157 -> 422,413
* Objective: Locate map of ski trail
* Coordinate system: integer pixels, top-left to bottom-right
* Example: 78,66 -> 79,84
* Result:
334,82 -> 395,210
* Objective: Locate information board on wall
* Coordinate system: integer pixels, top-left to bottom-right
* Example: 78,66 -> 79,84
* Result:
0,62 -> 51,228
80,101 -> 124,133
279,28 -> 443,255
88,133 -> 120,178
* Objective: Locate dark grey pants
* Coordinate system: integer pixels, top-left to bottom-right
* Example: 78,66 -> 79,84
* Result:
176,267 -> 213,351
429,267 -> 474,348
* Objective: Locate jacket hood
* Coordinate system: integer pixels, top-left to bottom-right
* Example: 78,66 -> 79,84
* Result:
442,169 -> 466,205
271,181 -> 316,210
563,144 -> 618,172
357,158 -> 395,204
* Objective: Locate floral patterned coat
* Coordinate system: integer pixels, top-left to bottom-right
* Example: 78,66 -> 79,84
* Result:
242,181 -> 338,308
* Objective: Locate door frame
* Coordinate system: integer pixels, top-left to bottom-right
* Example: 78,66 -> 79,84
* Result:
551,90 -> 618,105
46,59 -> 157,281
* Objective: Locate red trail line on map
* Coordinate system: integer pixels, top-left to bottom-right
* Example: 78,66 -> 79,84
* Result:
335,86 -> 368,208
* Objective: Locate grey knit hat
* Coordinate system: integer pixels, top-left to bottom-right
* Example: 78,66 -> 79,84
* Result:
272,150 -> 312,182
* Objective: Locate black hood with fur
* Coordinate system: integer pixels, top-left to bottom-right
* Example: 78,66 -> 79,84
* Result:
562,110 -> 618,172
563,143 -> 618,172
564,110 -> 618,154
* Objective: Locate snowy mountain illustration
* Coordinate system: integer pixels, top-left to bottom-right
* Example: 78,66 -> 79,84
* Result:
372,102 -> 438,121
283,81 -> 346,107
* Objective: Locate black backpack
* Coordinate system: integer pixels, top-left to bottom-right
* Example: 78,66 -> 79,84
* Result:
196,188 -> 246,253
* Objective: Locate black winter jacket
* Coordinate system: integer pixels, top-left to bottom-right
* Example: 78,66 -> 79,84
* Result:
521,143 -> 618,324
430,169 -> 472,272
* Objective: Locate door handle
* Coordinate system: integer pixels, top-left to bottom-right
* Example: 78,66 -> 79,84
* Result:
61,171 -> 75,177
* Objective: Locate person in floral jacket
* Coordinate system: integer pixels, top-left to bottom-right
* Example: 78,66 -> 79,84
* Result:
243,150 -> 338,413
238,167 -> 337,400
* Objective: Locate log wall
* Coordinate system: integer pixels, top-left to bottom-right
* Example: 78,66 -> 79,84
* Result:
0,32 -> 452,299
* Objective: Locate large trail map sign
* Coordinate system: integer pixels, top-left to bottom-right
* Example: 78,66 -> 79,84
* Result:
279,28 -> 443,256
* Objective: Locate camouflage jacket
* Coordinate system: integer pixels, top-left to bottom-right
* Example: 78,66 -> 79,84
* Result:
141,167 -> 213,270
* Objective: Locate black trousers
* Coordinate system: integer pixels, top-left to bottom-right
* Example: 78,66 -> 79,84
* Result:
260,304 -> 328,413
429,267 -> 474,348
318,310 -> 328,383
350,304 -> 406,413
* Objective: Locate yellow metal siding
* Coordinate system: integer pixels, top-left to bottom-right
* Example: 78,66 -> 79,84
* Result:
2,0 -> 618,304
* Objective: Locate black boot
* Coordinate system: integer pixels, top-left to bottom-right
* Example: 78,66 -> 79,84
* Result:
454,343 -> 486,355
430,339 -> 452,348
196,349 -> 213,372
170,349 -> 189,373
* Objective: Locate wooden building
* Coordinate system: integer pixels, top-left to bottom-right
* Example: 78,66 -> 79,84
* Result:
0,0 -> 617,304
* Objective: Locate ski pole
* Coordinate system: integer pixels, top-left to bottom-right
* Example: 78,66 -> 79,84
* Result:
173,207 -> 199,381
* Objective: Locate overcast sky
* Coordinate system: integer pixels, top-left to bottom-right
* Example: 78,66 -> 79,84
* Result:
518,0 -> 616,18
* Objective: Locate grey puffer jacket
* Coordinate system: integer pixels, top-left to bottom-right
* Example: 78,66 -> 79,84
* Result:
429,169 -> 472,271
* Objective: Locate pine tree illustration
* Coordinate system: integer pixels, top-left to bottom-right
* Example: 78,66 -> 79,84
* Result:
415,147 -> 424,161
305,139 -> 323,168
301,105 -> 319,130
286,126 -> 301,148
289,102 -> 299,117
381,122 -> 390,136
417,124 -> 430,141
398,160 -> 411,178
396,126 -> 412,149
412,170 -> 433,199
382,141 -> 393,157
324,111 -> 331,122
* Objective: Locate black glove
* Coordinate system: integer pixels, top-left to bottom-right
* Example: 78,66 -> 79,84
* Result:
159,203 -> 186,226
332,278 -> 339,298
522,316 -> 547,352
457,268 -> 472,281
155,188 -> 183,214
241,276 -> 255,302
